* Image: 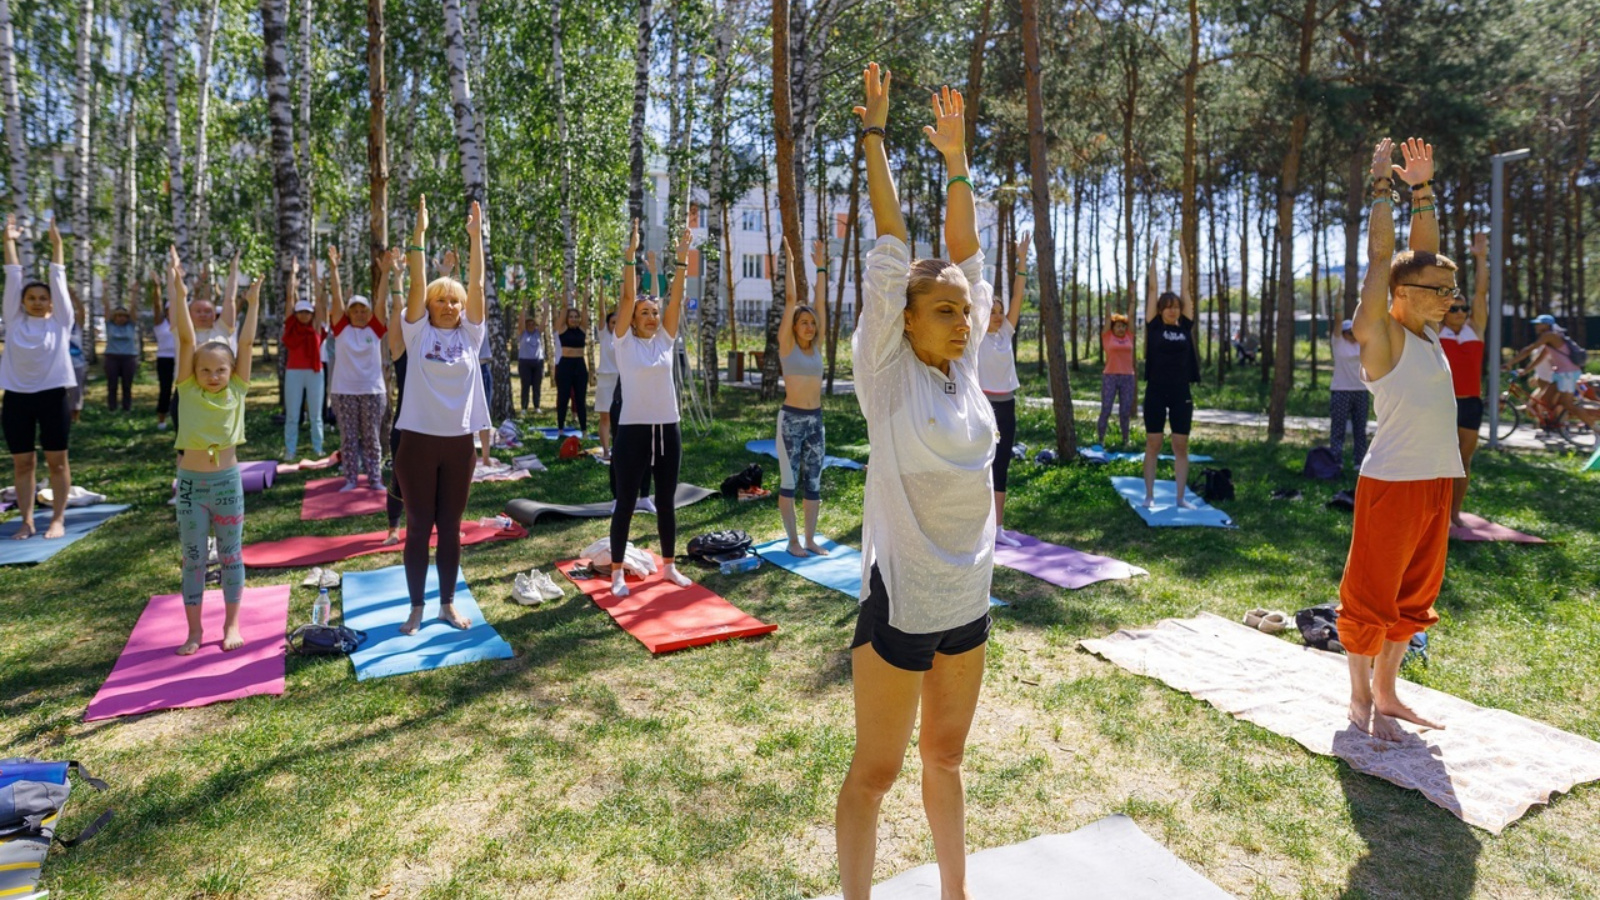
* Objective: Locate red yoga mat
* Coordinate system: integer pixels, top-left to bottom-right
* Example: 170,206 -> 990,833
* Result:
242,520 -> 526,568
85,584 -> 291,721
301,476 -> 388,521
556,556 -> 777,654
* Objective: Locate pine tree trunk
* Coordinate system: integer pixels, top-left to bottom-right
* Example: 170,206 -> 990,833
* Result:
162,0 -> 189,264
193,0 -> 219,269
1070,172 -> 1081,368
628,0 -> 652,227
262,0 -> 306,408
552,0 -> 575,303
1178,0 -> 1200,330
443,0 -> 509,422
766,0 -> 799,401
0,0 -> 30,269
73,0 -> 95,359
964,0 -> 992,156
1342,144 -> 1362,318
1238,179 -> 1249,334
829,135 -> 860,395
1266,0 -> 1318,439
367,0 -> 387,295
1119,33 -> 1139,328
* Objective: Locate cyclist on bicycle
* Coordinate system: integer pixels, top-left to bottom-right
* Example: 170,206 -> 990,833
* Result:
1438,233 -> 1489,527
1505,314 -> 1598,433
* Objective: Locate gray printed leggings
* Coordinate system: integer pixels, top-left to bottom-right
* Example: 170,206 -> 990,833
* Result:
176,466 -> 245,607
1098,374 -> 1136,444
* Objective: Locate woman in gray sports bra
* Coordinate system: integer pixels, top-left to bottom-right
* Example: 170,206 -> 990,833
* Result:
776,238 -> 831,557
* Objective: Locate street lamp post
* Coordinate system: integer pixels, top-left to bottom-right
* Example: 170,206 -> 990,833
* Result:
1486,148 -> 1531,451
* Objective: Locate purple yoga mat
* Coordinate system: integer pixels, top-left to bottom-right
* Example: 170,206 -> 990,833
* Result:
85,585 -> 291,721
1448,512 -> 1547,544
992,531 -> 1149,589
239,460 -> 278,493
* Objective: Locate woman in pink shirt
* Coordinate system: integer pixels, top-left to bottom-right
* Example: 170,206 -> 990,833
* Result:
1097,287 -> 1139,446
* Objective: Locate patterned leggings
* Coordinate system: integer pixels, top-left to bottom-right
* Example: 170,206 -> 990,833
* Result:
1098,374 -> 1136,443
333,393 -> 387,483
776,405 -> 824,500
1329,390 -> 1370,466
176,466 -> 244,607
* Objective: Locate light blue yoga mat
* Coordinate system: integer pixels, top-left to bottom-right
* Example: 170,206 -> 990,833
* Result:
1111,477 -> 1235,528
752,537 -> 1006,607
1584,445 -> 1600,472
343,565 -> 514,680
535,427 -> 596,440
745,439 -> 864,471
0,503 -> 129,565
1079,445 -> 1213,464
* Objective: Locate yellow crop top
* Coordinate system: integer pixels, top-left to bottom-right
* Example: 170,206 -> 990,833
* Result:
174,376 -> 247,462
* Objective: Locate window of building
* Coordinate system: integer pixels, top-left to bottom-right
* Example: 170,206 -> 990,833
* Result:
741,208 -> 762,232
742,254 -> 765,280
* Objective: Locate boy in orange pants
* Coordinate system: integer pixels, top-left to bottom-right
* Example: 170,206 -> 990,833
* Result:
1339,136 -> 1463,742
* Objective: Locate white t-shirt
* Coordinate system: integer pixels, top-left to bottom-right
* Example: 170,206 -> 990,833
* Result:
154,319 -> 176,358
977,318 -> 1020,395
854,237 -> 996,635
193,322 -> 237,352
1330,335 -> 1364,392
0,263 -> 77,393
613,329 -> 679,425
396,315 -> 491,436
597,329 -> 618,376
330,316 -> 388,395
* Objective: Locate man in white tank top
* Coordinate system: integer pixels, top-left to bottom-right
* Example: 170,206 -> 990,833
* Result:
1339,137 -> 1463,743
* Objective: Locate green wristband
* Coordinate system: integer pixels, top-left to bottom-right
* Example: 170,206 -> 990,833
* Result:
622,260 -> 636,266
406,244 -> 425,253
816,267 -> 829,274
1411,205 -> 1435,215
947,175 -> 974,192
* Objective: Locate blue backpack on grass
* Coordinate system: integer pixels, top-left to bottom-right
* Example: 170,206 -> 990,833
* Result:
0,759 -> 113,899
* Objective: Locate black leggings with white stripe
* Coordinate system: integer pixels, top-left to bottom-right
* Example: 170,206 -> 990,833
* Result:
608,422 -> 681,565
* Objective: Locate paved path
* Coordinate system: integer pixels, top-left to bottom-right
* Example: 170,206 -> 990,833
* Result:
724,376 -> 1573,454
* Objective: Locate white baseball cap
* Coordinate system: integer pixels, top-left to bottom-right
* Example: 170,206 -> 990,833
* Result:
294,300 -> 314,313
1341,319 -> 1353,332
347,294 -> 371,308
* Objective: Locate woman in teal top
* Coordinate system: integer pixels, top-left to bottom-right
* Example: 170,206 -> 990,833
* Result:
102,304 -> 140,412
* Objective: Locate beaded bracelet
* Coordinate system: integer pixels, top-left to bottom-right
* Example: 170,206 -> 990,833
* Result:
861,126 -> 886,141
1371,196 -> 1393,207
948,174 -> 975,192
1411,205 -> 1436,215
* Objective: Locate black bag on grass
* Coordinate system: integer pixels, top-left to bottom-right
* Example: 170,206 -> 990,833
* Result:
686,529 -> 753,565
720,464 -> 764,499
1303,446 -> 1342,481
0,759 -> 113,899
287,624 -> 368,656
1192,467 -> 1234,503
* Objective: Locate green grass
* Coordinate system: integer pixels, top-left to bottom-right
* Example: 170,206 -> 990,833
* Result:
3,363 -> 1598,899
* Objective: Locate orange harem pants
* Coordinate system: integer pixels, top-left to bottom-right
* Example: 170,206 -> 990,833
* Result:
1336,476 -> 1451,657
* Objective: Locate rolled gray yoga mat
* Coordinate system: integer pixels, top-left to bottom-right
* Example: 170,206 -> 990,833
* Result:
503,483 -> 716,527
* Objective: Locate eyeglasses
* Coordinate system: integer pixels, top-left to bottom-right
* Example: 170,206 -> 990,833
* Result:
1399,283 -> 1462,300
1447,305 -> 1469,313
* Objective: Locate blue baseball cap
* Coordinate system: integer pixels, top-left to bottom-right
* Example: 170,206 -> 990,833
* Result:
1531,314 -> 1556,326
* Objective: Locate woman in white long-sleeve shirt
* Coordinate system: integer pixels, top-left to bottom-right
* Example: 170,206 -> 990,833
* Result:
834,67 -> 994,900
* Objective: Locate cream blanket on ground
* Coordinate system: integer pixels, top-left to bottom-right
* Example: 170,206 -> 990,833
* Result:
1080,612 -> 1600,833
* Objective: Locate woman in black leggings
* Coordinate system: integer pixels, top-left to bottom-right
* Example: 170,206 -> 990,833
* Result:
554,307 -> 588,433
607,220 -> 693,597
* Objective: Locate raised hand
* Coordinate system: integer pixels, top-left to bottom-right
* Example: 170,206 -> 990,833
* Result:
246,276 -> 263,303
811,239 -> 827,270
645,250 -> 659,279
168,247 -> 187,301
385,247 -> 405,273
1369,138 -> 1395,184
853,62 -> 891,131
327,244 -> 340,267
784,236 -> 798,276
1471,232 -> 1488,257
1015,230 -> 1032,270
440,248 -> 459,277
922,85 -> 965,160
466,200 -> 482,238
626,218 -> 641,260
674,226 -> 693,264
414,194 -> 430,237
3,214 -> 19,243
1393,137 -> 1433,186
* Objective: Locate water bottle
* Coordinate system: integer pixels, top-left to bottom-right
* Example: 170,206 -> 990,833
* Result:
312,587 -> 331,626
719,555 -> 761,576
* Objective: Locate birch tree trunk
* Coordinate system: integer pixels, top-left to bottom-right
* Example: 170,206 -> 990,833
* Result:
298,0 -> 313,239
0,0 -> 30,269
162,0 -> 189,263
367,0 -> 387,295
192,0 -> 219,268
73,0 -> 95,358
443,0 -> 510,422
464,0 -> 487,190
552,0 -> 575,304
263,0 -> 307,407
701,0 -> 735,397
628,0 -> 652,227
1021,0 -> 1076,455
111,25 -> 136,308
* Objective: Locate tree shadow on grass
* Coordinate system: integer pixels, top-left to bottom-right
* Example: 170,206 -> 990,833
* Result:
1335,758 -> 1480,899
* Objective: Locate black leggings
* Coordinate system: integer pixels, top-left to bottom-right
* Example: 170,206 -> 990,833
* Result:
989,397 -> 1016,492
103,354 -> 137,411
608,381 -> 651,500
386,425 -> 404,530
156,356 -> 176,416
518,359 -> 544,411
609,422 -> 681,564
555,358 -> 588,432
394,430 -> 475,607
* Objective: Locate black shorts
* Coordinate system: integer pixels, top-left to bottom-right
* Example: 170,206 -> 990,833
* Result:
851,564 -> 990,672
2,387 -> 71,455
1143,381 -> 1194,435
1456,396 -> 1484,432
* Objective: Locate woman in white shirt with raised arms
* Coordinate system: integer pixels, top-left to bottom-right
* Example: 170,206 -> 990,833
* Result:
835,67 -> 994,900
977,229 -> 1030,547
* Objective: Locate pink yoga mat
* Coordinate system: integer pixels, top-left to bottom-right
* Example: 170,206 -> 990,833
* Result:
85,585 -> 291,721
242,520 -> 526,568
992,531 -> 1149,589
1449,512 -> 1547,544
301,476 -> 388,521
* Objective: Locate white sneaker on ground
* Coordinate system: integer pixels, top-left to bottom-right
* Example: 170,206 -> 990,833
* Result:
156,421 -> 169,431
318,569 -> 341,589
512,572 -> 544,605
301,567 -> 324,588
995,529 -> 1022,548
532,570 -> 564,600
636,497 -> 658,514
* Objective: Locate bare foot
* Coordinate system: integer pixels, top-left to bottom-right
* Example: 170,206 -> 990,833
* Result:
786,541 -> 811,558
805,541 -> 829,556
1450,515 -> 1467,529
1348,697 -> 1373,733
11,522 -> 35,540
1176,497 -> 1195,510
1142,496 -> 1156,509
399,608 -> 424,635
175,633 -> 203,656
1375,698 -> 1445,732
438,603 -> 471,630
382,530 -> 401,546
44,518 -> 66,539
1367,709 -> 1406,742
222,624 -> 245,651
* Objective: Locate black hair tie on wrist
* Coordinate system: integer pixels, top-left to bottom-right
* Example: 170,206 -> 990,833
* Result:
861,126 -> 886,141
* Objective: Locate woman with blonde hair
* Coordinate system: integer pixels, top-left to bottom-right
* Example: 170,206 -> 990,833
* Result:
773,236 -> 830,557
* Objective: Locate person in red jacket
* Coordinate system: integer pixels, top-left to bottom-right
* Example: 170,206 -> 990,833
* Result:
282,258 -> 327,461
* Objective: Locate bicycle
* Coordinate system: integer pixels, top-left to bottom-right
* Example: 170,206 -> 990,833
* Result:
1497,368 -> 1598,450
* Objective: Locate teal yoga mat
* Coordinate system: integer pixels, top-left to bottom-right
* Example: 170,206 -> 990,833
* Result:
1079,445 -> 1213,464
1111,477 -> 1235,528
745,439 -> 864,471
752,537 -> 1006,607
343,565 -> 514,680
0,503 -> 129,565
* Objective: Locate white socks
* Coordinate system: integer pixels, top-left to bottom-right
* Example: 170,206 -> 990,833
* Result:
663,562 -> 693,587
611,570 -> 630,597
612,562 -> 694,595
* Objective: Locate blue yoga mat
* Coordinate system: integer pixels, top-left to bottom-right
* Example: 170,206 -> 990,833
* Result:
745,439 -> 864,471
535,427 -> 596,441
1110,477 -> 1235,528
1584,445 -> 1600,472
752,537 -> 1006,607
1079,445 -> 1213,464
0,503 -> 129,565
343,564 -> 514,680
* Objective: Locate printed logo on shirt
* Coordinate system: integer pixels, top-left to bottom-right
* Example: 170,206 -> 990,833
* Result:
424,331 -> 469,365
1161,330 -> 1189,343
